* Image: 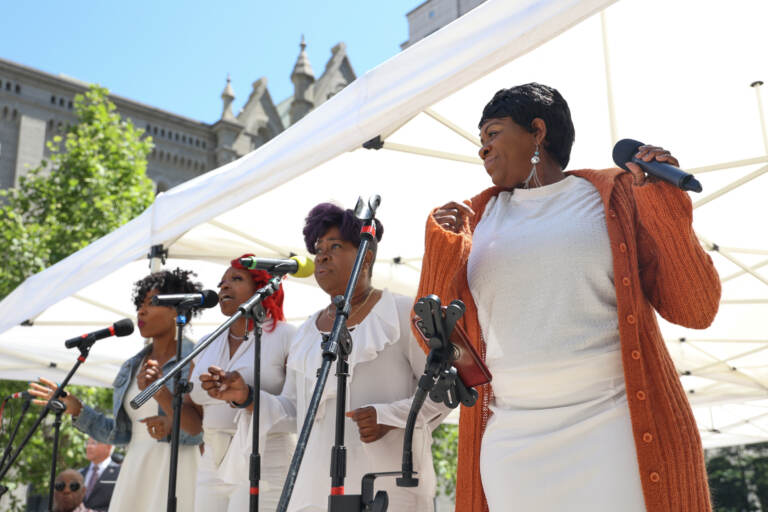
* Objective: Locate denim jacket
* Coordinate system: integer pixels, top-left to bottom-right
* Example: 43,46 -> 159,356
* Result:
73,340 -> 203,446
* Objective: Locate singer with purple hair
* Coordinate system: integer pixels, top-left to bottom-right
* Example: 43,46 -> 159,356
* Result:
202,202 -> 447,511
417,82 -> 721,511
29,268 -> 204,511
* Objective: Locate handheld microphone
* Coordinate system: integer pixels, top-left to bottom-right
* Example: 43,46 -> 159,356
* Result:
65,318 -> 135,349
239,256 -> 315,278
151,290 -> 219,309
612,138 -> 702,193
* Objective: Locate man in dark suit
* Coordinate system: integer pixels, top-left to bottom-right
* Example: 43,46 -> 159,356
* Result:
79,437 -> 121,511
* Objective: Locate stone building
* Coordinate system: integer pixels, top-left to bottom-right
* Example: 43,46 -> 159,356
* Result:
402,0 -> 487,49
0,38 -> 355,193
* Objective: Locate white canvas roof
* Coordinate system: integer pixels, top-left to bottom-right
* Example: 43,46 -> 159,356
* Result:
1,0 -> 767,448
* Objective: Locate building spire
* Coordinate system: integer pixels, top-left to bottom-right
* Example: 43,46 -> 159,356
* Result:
220,74 -> 236,121
292,34 -> 315,80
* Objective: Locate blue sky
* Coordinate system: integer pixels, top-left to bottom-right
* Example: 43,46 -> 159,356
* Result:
2,0 -> 421,123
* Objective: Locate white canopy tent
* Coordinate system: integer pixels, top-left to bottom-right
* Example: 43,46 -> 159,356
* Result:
0,0 -> 766,448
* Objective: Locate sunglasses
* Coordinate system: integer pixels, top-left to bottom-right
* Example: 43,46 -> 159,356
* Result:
54,481 -> 81,492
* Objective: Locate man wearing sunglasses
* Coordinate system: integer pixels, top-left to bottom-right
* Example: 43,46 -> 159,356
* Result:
53,469 -> 94,512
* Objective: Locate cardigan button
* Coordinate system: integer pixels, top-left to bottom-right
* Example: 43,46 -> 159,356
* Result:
642,432 -> 653,443
622,277 -> 631,287
636,390 -> 647,401
649,472 -> 660,483
608,209 -> 617,218
619,242 -> 627,253
626,314 -> 636,324
631,350 -> 641,360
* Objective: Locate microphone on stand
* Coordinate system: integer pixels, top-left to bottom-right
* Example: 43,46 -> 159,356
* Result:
4,391 -> 32,401
64,319 -> 135,349
151,290 -> 219,309
239,256 -> 315,277
612,138 -> 702,192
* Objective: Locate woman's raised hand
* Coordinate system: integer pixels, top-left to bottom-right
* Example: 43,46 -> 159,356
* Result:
625,145 -> 680,186
137,359 -> 163,391
432,201 -> 475,233
27,377 -> 82,416
199,366 -> 249,404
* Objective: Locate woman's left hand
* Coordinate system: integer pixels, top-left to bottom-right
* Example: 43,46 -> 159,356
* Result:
346,406 -> 396,443
140,415 -> 171,440
625,145 -> 680,186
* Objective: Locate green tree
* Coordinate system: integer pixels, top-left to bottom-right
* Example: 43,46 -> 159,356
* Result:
0,84 -> 153,510
0,84 -> 155,299
0,382 -> 114,511
432,422 -> 459,501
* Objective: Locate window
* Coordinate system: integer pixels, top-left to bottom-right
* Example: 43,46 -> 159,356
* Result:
67,100 -> 73,109
14,84 -> 20,94
2,106 -> 8,119
51,96 -> 56,104
175,133 -> 179,141
195,139 -> 200,147
6,82 -> 11,91
202,141 -> 206,149
59,98 -> 64,107
182,135 -> 186,143
161,129 -> 165,137
153,127 -> 158,135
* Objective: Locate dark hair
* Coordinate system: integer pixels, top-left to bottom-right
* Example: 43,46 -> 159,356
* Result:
132,268 -> 203,317
303,203 -> 384,272
478,82 -> 575,169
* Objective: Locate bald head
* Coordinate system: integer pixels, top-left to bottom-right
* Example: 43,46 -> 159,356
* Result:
53,469 -> 85,512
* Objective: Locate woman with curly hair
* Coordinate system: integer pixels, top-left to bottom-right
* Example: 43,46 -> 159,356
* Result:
29,268 -> 204,512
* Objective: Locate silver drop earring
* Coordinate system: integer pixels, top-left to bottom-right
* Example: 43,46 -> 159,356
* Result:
523,143 -> 542,188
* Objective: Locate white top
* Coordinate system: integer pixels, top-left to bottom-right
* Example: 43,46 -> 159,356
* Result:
467,176 -> 645,510
262,290 -> 446,512
107,374 -> 199,512
189,321 -> 295,431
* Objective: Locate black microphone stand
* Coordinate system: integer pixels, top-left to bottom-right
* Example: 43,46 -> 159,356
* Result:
130,277 -> 284,512
165,308 -> 193,512
277,195 -> 381,512
397,296 -> 477,490
0,395 -> 33,474
0,339 -> 97,510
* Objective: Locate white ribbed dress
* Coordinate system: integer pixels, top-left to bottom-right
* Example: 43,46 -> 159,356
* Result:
467,176 -> 646,511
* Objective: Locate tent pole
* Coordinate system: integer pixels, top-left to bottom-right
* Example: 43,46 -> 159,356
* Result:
751,81 -> 768,154
600,10 -> 618,147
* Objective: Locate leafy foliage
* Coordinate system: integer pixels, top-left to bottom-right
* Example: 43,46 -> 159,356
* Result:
0,85 -> 152,510
432,422 -> 458,500
0,380 -> 113,511
707,443 -> 768,511
0,85 -> 155,299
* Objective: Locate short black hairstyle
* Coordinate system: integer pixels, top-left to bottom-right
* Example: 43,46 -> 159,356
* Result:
132,268 -> 203,316
479,82 -> 575,169
303,202 -> 384,273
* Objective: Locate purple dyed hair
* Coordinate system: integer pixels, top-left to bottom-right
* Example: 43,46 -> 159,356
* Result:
303,202 -> 384,268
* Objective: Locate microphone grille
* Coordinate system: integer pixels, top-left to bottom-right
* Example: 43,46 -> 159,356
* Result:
113,318 -> 135,337
201,290 -> 219,308
612,138 -> 644,171
290,256 -> 315,278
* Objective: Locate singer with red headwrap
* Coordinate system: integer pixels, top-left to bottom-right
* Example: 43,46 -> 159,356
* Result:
139,255 -> 296,512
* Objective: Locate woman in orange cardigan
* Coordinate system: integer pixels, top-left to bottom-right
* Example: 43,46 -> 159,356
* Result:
416,83 -> 720,511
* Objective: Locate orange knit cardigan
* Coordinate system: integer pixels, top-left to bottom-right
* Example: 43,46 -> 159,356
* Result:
415,169 -> 721,511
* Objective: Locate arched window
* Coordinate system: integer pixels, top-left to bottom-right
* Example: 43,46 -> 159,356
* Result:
14,84 -> 20,94
2,106 -> 8,119
161,129 -> 165,137
153,127 -> 158,135
67,101 -> 73,109
51,95 -> 56,104
5,83 -> 11,91
59,98 -> 64,107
